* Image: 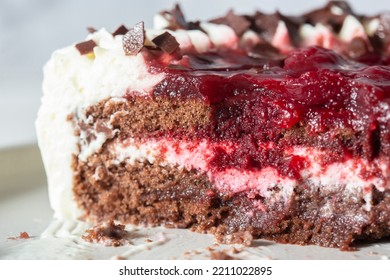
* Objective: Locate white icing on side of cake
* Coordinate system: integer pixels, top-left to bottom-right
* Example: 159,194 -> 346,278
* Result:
36,29 -> 165,220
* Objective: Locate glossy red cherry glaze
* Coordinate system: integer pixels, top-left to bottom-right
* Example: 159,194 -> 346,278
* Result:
149,46 -> 390,179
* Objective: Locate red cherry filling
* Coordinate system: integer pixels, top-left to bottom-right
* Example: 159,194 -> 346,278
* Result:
150,46 -> 390,178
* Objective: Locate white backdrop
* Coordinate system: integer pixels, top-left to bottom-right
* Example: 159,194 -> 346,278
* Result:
0,0 -> 388,147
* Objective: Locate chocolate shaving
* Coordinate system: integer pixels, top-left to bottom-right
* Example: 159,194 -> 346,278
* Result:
249,42 -> 282,59
210,10 -> 251,36
187,21 -> 203,31
152,32 -> 180,54
252,12 -> 280,42
160,4 -> 188,30
277,12 -> 302,47
122,22 -> 145,56
112,24 -> 129,36
373,12 -> 390,53
75,39 -> 97,55
87,26 -> 97,33
226,10 -> 251,36
303,0 -> 353,32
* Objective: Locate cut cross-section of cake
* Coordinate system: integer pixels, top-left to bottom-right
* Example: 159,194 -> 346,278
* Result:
36,1 -> 390,249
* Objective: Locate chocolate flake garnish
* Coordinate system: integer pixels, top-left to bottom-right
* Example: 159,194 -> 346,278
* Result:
252,12 -> 280,42
226,10 -> 251,36
303,0 -> 353,33
123,22 -> 145,56
152,32 -> 180,54
87,26 -> 97,33
210,10 -> 251,37
372,12 -> 390,53
160,4 -> 188,30
112,24 -> 129,36
277,12 -> 302,47
75,39 -> 97,55
249,42 -> 282,59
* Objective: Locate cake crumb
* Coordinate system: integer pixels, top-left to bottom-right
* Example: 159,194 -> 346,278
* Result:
231,247 -> 243,254
205,246 -> 215,252
111,255 -> 127,260
210,250 -> 239,260
82,221 -> 130,247
221,231 -> 253,246
8,232 -> 31,240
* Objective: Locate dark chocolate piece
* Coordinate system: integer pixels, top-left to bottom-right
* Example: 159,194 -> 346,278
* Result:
249,42 -> 281,59
152,32 -> 180,54
210,10 -> 251,36
75,40 -> 97,55
303,0 -> 353,32
373,12 -> 390,52
122,22 -> 145,56
277,12 -> 302,47
187,20 -> 204,31
252,12 -> 280,42
87,26 -> 97,33
251,11 -> 302,46
112,24 -> 129,36
159,4 -> 188,30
